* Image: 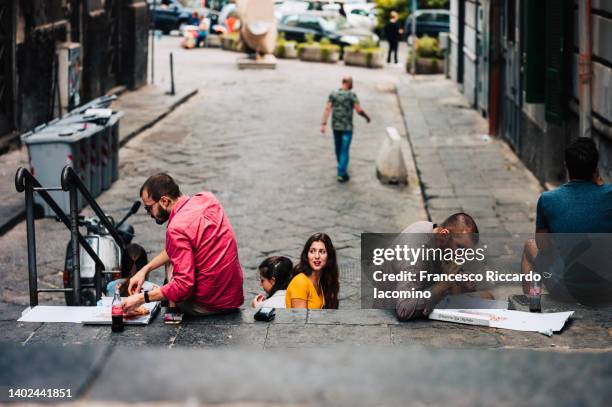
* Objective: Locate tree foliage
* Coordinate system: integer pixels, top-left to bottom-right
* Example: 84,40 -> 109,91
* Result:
374,0 -> 449,30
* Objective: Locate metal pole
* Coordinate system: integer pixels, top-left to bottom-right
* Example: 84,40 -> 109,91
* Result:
69,183 -> 81,305
169,52 -> 175,95
410,0 -> 417,76
578,0 -> 593,138
150,2 -> 156,84
24,178 -> 38,307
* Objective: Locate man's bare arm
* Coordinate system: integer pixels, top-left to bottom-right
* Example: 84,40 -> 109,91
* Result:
128,249 -> 169,295
122,286 -> 167,313
321,101 -> 333,133
354,103 -> 371,123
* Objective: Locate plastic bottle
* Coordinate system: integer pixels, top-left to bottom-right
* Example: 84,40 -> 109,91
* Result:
111,288 -> 124,332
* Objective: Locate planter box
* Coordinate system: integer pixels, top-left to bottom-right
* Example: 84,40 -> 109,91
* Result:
299,45 -> 339,63
344,49 -> 384,68
206,34 -> 222,48
407,57 -> 444,74
275,43 -> 297,59
221,36 -> 242,52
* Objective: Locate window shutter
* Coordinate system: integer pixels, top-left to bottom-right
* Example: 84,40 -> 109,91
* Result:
545,0 -> 569,124
523,0 -> 546,103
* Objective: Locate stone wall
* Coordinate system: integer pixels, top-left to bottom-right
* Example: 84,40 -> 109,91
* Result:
9,0 -> 149,139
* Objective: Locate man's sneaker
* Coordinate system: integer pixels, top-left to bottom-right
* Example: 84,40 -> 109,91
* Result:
337,174 -> 350,183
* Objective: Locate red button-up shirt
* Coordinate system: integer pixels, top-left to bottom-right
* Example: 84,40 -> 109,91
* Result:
160,193 -> 244,310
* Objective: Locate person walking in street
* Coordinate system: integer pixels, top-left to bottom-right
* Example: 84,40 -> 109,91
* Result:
320,76 -> 371,183
123,173 -> 244,316
384,11 -> 403,65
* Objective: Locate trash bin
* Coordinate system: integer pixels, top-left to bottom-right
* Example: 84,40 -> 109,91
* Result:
87,123 -> 105,197
107,111 -> 124,182
21,123 -> 97,216
59,111 -> 112,196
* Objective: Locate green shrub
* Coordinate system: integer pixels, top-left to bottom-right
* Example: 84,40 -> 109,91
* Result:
275,35 -> 297,58
375,0 -> 449,31
320,43 -> 340,62
221,32 -> 239,40
416,35 -> 440,58
304,33 -> 315,44
296,40 -> 339,62
320,37 -> 331,46
374,0 -> 408,31
345,37 -> 382,67
358,37 -> 379,50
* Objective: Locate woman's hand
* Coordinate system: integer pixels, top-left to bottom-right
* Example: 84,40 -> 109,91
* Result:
251,294 -> 265,308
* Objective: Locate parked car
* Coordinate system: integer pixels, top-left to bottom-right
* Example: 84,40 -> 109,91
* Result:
275,1 -> 309,21
149,0 -> 193,34
403,9 -> 450,39
320,2 -> 377,31
149,0 -> 219,34
278,12 -> 379,47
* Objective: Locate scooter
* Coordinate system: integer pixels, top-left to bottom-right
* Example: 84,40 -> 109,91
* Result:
63,201 -> 141,305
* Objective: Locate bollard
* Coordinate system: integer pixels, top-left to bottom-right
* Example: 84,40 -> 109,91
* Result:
169,53 -> 175,95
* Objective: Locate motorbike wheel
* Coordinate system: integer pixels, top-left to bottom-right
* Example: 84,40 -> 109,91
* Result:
64,243 -> 100,306
63,242 -> 78,306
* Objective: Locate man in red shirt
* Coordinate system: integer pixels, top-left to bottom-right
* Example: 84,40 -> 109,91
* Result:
122,173 -> 244,315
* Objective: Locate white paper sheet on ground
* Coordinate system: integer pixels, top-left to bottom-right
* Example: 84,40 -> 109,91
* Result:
430,295 -> 574,336
18,300 -> 160,325
435,294 -> 508,310
19,306 -> 96,323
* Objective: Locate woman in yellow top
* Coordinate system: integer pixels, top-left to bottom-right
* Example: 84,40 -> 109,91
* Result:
286,233 -> 339,309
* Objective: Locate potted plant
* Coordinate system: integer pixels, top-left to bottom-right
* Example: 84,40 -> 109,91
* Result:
344,38 -> 384,68
406,35 -> 444,74
297,35 -> 340,63
274,34 -> 298,59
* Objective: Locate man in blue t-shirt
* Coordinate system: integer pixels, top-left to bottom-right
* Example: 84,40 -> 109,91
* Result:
521,138 -> 612,303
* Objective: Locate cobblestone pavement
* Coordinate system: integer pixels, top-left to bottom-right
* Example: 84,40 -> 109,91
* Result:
396,75 -> 543,235
1,38 -> 610,352
0,38 -> 425,308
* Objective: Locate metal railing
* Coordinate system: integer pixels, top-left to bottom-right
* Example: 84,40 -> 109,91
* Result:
15,165 -> 126,307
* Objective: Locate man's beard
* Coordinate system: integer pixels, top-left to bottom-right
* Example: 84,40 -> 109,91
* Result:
155,207 -> 170,225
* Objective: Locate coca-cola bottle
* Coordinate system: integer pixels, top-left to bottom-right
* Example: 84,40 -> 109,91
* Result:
528,278 -> 542,313
111,288 -> 124,332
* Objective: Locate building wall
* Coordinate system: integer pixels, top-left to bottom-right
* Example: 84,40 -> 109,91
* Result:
571,0 -> 612,181
449,0 -> 461,83
4,0 -> 149,142
449,0 -> 612,184
15,0 -> 68,131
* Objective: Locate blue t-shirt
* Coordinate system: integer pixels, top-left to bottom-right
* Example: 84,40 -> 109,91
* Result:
535,181 -> 612,233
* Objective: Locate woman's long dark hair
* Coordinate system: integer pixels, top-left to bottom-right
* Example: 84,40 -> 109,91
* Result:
259,256 -> 293,299
293,233 -> 339,309
119,244 -> 148,297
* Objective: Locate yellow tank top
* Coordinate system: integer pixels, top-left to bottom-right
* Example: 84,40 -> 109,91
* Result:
285,273 -> 325,309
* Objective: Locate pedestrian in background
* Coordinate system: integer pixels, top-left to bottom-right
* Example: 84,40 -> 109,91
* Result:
320,76 -> 371,183
384,11 -> 403,65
